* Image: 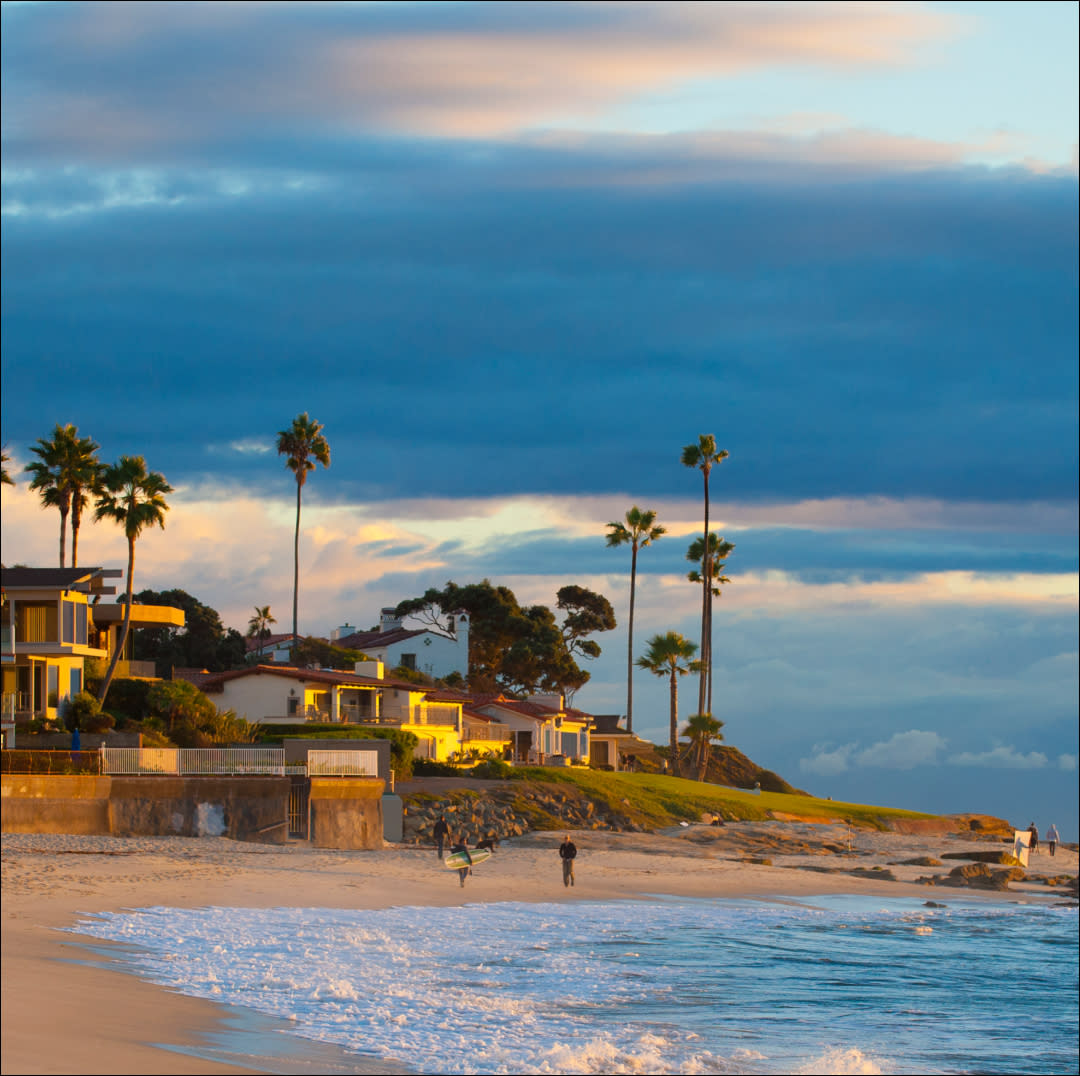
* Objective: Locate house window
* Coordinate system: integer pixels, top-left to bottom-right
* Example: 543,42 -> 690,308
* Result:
62,601 -> 75,643
16,604 -> 57,643
287,695 -> 301,717
400,653 -> 416,670
70,668 -> 83,697
76,604 -> 88,645
47,665 -> 59,708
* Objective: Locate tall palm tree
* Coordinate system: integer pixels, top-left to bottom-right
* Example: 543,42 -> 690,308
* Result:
637,631 -> 700,778
1,449 -> 14,486
682,712 -> 724,782
685,532 -> 734,711
24,424 -> 103,567
247,605 -> 276,655
605,506 -> 666,734
94,456 -> 172,704
277,413 -> 330,648
680,435 -> 729,715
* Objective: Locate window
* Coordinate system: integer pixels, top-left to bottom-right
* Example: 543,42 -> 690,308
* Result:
288,695 -> 301,717
70,668 -> 83,697
16,604 -> 57,643
63,602 -> 75,643
47,665 -> 59,708
400,653 -> 416,670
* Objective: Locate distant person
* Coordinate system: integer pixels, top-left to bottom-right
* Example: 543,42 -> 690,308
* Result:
1046,823 -> 1059,857
559,834 -> 577,887
1028,822 -> 1039,854
433,815 -> 449,858
71,727 -> 81,752
450,837 -> 472,888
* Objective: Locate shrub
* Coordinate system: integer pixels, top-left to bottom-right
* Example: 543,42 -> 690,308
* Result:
103,678 -> 153,723
62,691 -> 102,732
470,759 -> 512,779
413,758 -> 460,777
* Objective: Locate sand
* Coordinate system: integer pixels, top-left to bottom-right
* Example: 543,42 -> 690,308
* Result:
3,825 -> 1076,1075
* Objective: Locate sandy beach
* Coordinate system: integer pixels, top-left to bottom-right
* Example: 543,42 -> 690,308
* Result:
3,824 -> 1076,1075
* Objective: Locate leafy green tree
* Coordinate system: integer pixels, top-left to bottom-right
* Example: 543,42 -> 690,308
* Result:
247,605 -> 276,652
132,588 -> 245,673
685,532 -> 734,711
94,456 -> 172,705
395,580 -> 612,698
290,636 -> 368,671
277,413 -> 330,648
24,423 -> 103,567
605,506 -> 665,733
636,631 -> 700,778
680,435 -> 729,715
682,712 -> 725,782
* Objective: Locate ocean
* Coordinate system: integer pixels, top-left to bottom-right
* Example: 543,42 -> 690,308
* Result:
69,894 -> 1078,1075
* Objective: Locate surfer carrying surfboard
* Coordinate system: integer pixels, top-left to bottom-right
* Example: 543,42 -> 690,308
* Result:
450,838 -> 473,887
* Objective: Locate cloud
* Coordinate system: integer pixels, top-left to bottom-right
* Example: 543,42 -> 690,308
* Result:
1058,755 -> 1077,772
948,746 -> 1050,769
854,730 -> 947,770
800,743 -> 857,776
2,1 -> 957,154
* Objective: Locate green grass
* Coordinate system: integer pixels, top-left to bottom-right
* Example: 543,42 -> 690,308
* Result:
510,767 -> 938,830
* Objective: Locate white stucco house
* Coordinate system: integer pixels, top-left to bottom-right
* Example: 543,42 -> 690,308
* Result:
334,608 -> 469,681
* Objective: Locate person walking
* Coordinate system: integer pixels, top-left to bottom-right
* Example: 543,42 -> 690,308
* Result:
559,834 -> 577,887
450,837 -> 473,887
433,814 -> 449,858
1046,823 -> 1059,857
1028,822 -> 1039,854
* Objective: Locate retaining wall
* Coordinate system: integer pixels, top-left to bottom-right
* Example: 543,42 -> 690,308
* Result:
2,774 -> 387,848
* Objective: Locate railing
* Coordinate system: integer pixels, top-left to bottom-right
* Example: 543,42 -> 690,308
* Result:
1,750 -> 102,775
113,659 -> 158,679
101,747 -> 286,775
463,726 -> 511,742
307,749 -> 380,777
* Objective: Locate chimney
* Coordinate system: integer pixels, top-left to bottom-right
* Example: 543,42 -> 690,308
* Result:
379,607 -> 403,633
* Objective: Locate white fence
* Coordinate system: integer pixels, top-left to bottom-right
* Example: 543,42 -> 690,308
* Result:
101,747 -> 286,775
307,749 -> 380,777
100,746 -> 384,779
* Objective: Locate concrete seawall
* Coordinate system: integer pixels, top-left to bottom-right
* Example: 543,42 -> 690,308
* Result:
2,775 -> 386,848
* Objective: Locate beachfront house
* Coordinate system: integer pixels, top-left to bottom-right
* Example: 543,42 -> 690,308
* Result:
199,662 -> 468,761
334,608 -> 469,680
0,566 -> 185,734
470,693 -> 591,765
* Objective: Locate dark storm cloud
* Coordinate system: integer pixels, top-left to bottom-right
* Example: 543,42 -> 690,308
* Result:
3,147 -> 1076,505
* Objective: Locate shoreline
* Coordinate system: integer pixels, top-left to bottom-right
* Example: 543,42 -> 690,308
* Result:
3,827 -> 1076,1075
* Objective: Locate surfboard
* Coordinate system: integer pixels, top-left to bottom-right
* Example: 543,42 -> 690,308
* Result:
443,848 -> 493,870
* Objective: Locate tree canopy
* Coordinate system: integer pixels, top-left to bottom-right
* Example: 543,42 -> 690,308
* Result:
131,588 -> 247,674
395,580 -> 615,699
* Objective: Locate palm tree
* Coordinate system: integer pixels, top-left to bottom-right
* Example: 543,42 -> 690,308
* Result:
685,532 -> 734,711
247,605 -> 276,656
605,506 -> 665,734
24,424 -> 103,567
277,413 -> 331,648
637,631 -> 700,778
1,449 -> 14,486
680,435 -> 729,715
94,456 -> 172,704
682,713 -> 724,782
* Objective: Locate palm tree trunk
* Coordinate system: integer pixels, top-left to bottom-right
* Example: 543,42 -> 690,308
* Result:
698,469 -> 709,715
59,504 -> 69,569
292,479 -> 302,648
669,668 -> 681,777
626,541 -> 638,733
97,536 -> 135,704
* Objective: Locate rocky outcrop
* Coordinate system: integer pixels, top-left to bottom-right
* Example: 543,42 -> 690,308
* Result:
919,862 -> 1026,890
401,785 -> 647,845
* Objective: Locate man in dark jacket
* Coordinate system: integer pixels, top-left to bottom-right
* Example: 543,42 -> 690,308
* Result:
433,815 -> 449,858
559,834 -> 577,887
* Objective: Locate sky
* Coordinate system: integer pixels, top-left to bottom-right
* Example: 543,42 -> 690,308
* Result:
2,1 -> 1077,835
